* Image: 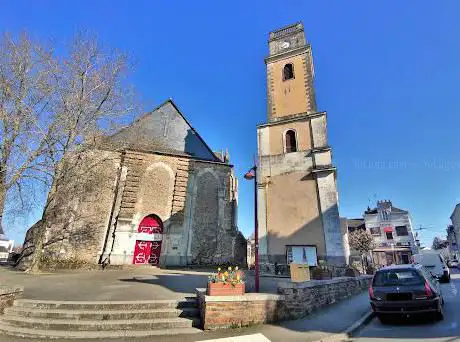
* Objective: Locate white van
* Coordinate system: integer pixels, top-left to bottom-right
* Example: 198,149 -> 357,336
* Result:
413,251 -> 450,282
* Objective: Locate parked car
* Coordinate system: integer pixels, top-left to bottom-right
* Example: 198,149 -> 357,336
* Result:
369,264 -> 444,324
413,252 -> 450,282
447,259 -> 458,268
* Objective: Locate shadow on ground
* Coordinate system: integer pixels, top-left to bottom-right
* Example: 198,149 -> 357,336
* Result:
119,273 -> 209,294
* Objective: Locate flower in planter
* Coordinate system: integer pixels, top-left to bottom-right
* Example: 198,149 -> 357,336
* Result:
208,265 -> 244,286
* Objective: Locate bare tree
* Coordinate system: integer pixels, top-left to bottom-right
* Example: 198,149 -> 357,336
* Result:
0,33 -> 55,237
348,229 -> 375,273
25,34 -> 137,272
0,32 -> 136,272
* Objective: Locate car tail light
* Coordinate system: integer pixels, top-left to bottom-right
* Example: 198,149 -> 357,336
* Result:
369,286 -> 374,299
424,280 -> 434,298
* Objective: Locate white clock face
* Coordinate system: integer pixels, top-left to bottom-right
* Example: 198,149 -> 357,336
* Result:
281,41 -> 290,49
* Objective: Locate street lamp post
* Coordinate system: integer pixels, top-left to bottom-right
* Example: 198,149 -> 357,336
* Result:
244,165 -> 259,293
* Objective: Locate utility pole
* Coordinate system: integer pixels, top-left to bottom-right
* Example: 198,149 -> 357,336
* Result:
244,164 -> 259,293
413,225 -> 427,250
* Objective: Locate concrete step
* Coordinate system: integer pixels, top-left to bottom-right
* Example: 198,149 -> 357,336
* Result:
5,306 -> 200,320
13,298 -> 197,310
1,316 -> 200,331
0,322 -> 202,339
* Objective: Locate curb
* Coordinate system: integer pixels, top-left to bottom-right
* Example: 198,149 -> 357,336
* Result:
313,310 -> 375,342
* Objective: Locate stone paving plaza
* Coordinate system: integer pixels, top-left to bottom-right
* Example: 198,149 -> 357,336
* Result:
0,266 -> 281,301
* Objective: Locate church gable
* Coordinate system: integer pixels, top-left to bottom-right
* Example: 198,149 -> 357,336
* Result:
107,99 -> 219,162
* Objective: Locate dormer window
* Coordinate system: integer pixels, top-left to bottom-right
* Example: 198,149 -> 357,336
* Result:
283,63 -> 294,81
285,130 -> 297,153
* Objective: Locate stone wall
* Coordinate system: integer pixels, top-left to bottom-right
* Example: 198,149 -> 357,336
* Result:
0,286 -> 23,314
197,276 -> 372,330
278,276 -> 372,319
19,148 -> 245,269
102,151 -> 244,267
196,290 -> 286,330
17,150 -> 121,269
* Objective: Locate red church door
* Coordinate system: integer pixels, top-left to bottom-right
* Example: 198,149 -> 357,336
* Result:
132,215 -> 163,265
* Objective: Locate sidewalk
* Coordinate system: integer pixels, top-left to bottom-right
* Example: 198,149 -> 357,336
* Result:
168,291 -> 372,342
0,291 -> 371,342
0,265 -> 281,301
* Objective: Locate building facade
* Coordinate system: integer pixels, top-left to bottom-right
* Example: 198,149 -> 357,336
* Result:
450,203 -> 460,255
20,100 -> 246,268
364,201 -> 417,267
256,23 -> 346,268
246,234 -> 255,269
0,226 -> 14,263
446,225 -> 458,260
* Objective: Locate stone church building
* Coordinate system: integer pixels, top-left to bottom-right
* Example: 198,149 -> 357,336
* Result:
21,99 -> 245,267
257,23 -> 346,267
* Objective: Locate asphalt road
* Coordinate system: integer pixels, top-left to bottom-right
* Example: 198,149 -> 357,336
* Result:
352,268 -> 460,342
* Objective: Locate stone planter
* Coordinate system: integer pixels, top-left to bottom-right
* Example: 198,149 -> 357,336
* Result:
207,282 -> 245,296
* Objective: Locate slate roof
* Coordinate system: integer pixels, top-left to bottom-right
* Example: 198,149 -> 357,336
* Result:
102,99 -> 224,163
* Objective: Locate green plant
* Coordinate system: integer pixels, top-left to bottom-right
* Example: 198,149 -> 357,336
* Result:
208,266 -> 244,286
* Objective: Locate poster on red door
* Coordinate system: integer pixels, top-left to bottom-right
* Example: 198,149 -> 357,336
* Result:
132,216 -> 162,265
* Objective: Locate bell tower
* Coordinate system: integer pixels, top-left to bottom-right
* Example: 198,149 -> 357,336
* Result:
257,23 -> 346,267
266,22 -> 316,122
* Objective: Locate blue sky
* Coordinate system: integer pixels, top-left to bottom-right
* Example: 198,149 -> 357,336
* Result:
2,1 -> 460,248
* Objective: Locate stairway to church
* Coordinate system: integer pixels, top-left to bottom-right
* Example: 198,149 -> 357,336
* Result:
0,298 -> 202,339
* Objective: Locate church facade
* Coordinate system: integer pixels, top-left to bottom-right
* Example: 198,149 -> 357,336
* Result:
257,23 -> 346,267
21,99 -> 245,267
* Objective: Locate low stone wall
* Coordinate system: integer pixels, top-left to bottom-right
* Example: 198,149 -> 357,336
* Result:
0,286 -> 24,314
196,275 -> 372,330
278,275 -> 372,320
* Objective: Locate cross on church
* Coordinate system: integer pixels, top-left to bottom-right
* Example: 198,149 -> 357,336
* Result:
160,110 -> 171,137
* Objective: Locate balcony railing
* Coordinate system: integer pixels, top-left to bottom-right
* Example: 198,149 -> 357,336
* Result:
376,242 -> 411,248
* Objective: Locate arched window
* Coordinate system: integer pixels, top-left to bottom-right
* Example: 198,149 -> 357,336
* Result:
285,130 -> 297,153
283,63 -> 294,81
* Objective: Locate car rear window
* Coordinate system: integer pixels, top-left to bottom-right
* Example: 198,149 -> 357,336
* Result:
373,269 -> 425,287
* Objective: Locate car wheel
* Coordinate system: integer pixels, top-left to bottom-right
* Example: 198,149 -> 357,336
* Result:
378,314 -> 392,325
436,303 -> 444,321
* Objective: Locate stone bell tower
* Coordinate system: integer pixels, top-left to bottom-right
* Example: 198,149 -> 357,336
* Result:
257,22 -> 346,267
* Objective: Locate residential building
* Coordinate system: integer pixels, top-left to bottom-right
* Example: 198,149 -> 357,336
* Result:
256,22 -> 346,269
364,200 -> 417,267
247,234 -> 255,269
19,99 -> 246,268
0,226 -> 13,262
446,225 -> 458,260
450,203 -> 460,252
